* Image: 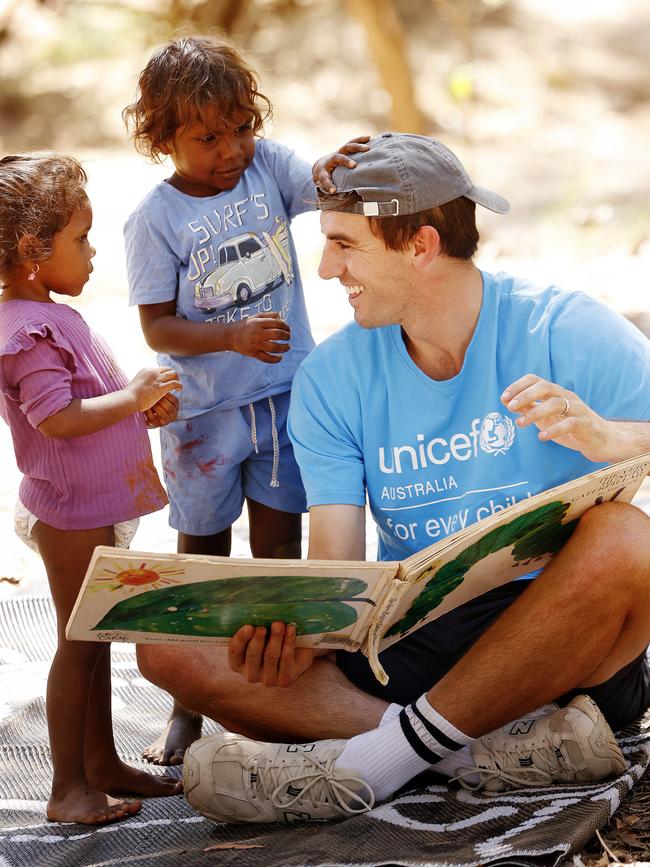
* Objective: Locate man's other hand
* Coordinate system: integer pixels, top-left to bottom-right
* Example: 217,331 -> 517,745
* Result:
501,373 -> 616,463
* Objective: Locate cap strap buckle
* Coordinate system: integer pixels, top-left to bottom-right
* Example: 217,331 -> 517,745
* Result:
362,199 -> 400,217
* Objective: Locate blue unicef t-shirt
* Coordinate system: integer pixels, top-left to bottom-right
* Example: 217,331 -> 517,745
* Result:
289,271 -> 650,562
125,138 -> 316,418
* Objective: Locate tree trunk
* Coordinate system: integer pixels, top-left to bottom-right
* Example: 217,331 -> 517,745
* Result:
168,0 -> 252,36
346,0 -> 425,133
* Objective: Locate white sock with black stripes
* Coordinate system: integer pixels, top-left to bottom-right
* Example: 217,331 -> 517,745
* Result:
379,703 -> 403,726
336,694 -> 471,802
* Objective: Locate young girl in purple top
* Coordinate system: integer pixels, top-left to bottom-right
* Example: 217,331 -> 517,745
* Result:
0,153 -> 183,825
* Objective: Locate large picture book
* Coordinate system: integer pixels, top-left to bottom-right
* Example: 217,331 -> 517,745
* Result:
67,454 -> 650,684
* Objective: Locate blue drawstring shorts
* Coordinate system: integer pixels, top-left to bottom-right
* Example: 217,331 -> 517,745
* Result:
161,390 -> 306,536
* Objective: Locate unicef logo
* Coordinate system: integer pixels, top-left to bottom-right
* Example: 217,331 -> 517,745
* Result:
479,412 -> 515,455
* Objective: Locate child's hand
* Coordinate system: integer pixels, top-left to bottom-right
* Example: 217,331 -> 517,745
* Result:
144,392 -> 179,429
313,135 -> 371,194
229,312 -> 290,363
127,366 -> 182,412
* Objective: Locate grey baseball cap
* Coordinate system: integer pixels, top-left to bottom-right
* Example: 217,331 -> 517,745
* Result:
317,132 -> 510,217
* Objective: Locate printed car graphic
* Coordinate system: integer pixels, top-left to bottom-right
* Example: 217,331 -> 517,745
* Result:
194,224 -> 293,312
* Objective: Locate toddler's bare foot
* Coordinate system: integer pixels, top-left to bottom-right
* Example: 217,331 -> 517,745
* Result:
88,760 -> 183,798
47,778 -> 141,825
142,708 -> 203,766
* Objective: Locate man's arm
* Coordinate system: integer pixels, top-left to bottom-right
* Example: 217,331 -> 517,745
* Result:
227,505 -> 367,687
502,374 -> 650,463
308,504 -> 366,560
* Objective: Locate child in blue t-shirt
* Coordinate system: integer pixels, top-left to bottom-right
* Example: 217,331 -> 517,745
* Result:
123,34 -> 366,763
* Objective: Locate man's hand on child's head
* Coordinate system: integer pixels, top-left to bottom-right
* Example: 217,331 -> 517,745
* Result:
313,135 -> 371,194
144,392 -> 179,428
230,312 -> 291,363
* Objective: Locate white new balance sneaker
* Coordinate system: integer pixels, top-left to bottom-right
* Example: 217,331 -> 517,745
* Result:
457,695 -> 627,792
183,733 -> 375,824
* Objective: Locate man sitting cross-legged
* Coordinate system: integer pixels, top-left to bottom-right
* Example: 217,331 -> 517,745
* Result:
137,133 -> 650,823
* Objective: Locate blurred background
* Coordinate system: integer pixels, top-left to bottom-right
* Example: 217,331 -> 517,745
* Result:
1,0 -> 649,593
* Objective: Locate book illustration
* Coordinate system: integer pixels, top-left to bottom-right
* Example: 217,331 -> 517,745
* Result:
66,454 -> 650,679
92,561 -> 187,592
93,573 -> 372,638
385,500 -> 575,637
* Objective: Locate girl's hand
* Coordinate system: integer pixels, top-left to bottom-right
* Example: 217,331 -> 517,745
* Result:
313,136 -> 371,193
144,392 -> 179,428
229,312 -> 290,363
127,366 -> 182,412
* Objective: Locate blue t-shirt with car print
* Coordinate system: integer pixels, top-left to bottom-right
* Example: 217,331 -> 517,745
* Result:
125,138 -> 316,418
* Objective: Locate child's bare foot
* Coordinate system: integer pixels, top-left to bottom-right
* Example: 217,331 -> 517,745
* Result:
47,778 -> 141,825
142,707 -> 203,766
88,760 -> 183,797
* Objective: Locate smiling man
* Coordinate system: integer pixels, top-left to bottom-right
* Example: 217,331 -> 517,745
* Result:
142,134 -> 650,824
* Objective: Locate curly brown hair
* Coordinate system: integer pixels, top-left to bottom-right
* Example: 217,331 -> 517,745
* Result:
123,35 -> 272,162
0,152 -> 88,285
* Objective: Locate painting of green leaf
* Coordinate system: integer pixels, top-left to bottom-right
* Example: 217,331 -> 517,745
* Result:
93,574 -> 371,637
386,500 -> 576,637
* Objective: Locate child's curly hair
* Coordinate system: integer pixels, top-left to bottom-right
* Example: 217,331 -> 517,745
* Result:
123,35 -> 272,162
0,152 -> 88,285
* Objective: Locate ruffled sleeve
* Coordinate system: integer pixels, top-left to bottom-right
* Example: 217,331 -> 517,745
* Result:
0,323 -> 77,429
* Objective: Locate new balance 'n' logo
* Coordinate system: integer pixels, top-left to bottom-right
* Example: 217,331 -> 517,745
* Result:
509,720 -> 534,736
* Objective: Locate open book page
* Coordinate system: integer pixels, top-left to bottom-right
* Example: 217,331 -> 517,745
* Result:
66,548 -> 398,651
367,454 -> 650,677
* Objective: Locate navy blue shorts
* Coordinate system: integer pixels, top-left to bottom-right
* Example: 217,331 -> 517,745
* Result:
337,581 -> 650,732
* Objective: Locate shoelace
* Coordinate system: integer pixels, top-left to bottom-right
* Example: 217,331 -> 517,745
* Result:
453,735 -> 565,791
453,762 -> 554,791
251,753 -> 375,816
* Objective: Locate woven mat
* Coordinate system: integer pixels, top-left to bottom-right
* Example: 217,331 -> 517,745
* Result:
0,597 -> 648,867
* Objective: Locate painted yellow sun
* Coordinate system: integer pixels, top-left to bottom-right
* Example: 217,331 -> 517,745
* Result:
93,562 -> 185,593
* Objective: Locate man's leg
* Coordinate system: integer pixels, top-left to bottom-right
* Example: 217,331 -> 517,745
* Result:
427,502 -> 650,735
143,501 -> 649,740
174,501 -> 649,821
332,501 -> 649,798
137,643 -> 388,742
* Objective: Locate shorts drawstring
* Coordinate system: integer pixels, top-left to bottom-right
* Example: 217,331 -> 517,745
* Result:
249,402 -> 259,454
248,398 -> 280,488
268,396 -> 280,488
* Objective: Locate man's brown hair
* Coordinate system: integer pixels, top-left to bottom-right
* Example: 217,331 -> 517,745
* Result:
368,196 -> 479,259
123,35 -> 272,162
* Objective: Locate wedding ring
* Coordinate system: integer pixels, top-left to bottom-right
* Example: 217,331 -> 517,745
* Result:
558,397 -> 570,417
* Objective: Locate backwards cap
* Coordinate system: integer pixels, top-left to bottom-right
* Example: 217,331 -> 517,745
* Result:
317,132 -> 510,217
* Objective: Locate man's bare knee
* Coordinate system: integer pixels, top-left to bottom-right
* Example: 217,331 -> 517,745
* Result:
579,500 -> 649,533
136,643 -> 167,685
572,501 -> 650,592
